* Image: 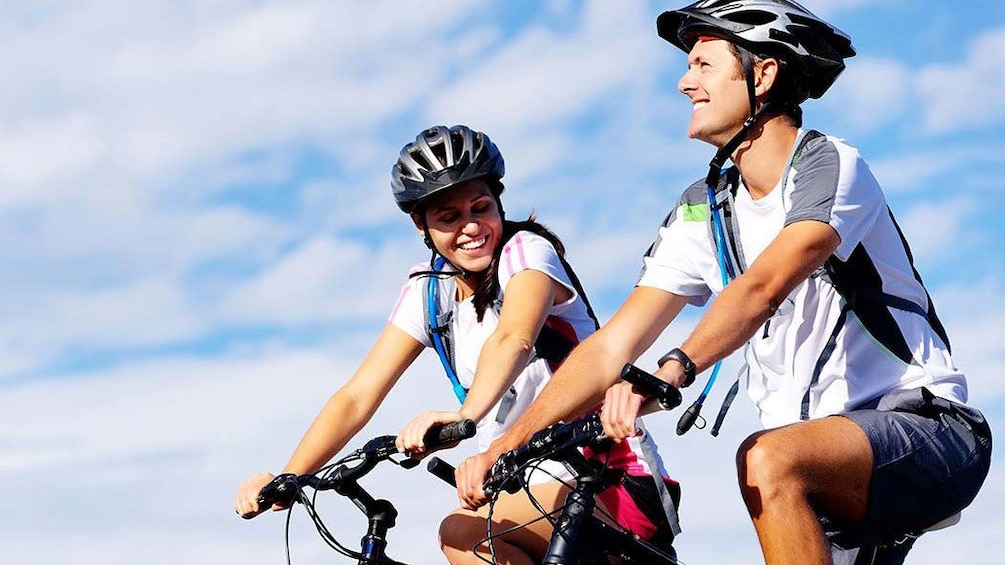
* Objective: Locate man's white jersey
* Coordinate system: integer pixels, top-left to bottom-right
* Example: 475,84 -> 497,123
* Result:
638,130 -> 966,428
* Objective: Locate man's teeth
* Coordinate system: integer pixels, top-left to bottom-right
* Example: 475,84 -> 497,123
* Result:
693,101 -> 707,111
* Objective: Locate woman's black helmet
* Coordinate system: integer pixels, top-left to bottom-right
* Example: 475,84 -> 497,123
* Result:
391,125 -> 505,213
657,0 -> 856,101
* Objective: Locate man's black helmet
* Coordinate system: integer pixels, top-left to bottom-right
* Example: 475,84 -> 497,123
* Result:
657,0 -> 856,101
391,125 -> 505,213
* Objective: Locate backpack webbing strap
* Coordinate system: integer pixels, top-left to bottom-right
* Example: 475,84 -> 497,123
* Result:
636,420 -> 682,536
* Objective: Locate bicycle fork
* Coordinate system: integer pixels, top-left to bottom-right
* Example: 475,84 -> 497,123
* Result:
542,472 -> 612,565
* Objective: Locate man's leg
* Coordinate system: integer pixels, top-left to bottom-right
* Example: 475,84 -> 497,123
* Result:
736,416 -> 872,565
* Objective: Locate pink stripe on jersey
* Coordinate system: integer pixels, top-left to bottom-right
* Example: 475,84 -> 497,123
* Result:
502,232 -> 528,277
388,283 -> 411,321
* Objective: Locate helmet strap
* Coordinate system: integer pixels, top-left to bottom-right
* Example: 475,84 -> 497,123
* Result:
704,47 -> 774,188
419,214 -> 435,250
420,214 -> 477,279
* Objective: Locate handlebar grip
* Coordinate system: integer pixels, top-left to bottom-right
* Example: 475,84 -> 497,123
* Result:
424,419 -> 476,449
254,473 -> 299,514
621,363 -> 682,410
426,457 -> 457,487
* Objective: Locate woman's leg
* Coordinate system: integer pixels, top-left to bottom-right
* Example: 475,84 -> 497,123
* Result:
439,479 -> 571,565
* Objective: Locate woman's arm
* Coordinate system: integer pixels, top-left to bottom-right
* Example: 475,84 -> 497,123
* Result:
460,269 -> 567,423
283,324 -> 425,474
396,268 -> 568,455
236,323 -> 423,517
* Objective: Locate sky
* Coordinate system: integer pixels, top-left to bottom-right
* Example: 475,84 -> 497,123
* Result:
1,0 -> 1003,563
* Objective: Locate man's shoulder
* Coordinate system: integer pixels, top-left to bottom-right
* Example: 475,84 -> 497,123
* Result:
679,177 -> 710,204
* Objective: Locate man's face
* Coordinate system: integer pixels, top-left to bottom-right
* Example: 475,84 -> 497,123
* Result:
677,38 -> 751,147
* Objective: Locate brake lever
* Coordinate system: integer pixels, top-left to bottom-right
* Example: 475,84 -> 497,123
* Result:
483,452 -> 522,495
360,435 -> 399,458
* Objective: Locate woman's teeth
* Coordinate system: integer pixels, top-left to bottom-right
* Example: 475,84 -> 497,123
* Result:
459,237 -> 487,250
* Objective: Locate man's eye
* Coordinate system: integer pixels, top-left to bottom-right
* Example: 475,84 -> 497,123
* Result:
438,214 -> 459,223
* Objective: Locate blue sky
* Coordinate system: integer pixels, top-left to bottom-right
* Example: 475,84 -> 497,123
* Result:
1,1 -> 1003,563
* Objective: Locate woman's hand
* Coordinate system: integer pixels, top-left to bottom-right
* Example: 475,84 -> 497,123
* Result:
395,410 -> 465,458
235,472 -> 287,519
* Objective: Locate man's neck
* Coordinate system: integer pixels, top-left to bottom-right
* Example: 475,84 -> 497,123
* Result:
730,117 -> 799,200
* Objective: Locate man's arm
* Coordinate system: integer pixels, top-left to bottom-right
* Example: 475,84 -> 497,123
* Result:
600,220 -> 841,440
679,220 -> 840,372
502,286 -> 689,449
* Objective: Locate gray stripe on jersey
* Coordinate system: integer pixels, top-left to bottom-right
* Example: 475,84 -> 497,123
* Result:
784,134 -> 841,227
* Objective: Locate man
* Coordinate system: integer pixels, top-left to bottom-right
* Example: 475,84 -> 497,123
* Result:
455,2 -> 992,564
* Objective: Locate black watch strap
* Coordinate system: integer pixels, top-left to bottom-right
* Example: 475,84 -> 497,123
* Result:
658,348 -> 696,387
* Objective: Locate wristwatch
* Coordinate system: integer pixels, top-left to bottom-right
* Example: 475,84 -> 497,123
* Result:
657,348 -> 696,387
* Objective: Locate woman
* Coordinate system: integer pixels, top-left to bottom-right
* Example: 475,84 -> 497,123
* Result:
235,125 -> 677,564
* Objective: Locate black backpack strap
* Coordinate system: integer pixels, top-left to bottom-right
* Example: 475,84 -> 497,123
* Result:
529,254 -> 600,365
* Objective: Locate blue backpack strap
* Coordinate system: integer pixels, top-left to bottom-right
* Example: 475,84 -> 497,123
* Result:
425,256 -> 468,404
705,130 -> 825,435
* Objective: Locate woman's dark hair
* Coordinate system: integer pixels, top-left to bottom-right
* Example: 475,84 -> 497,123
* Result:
471,215 -> 566,322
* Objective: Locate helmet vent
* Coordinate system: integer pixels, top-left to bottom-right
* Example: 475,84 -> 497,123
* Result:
725,10 -> 777,26
768,27 -> 799,48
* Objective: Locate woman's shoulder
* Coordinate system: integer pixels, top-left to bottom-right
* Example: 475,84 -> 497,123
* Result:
501,229 -> 559,257
498,229 -> 570,285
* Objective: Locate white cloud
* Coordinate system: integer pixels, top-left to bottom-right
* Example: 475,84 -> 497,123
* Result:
0,3 -> 1002,564
427,1 -> 662,137
867,142 -> 1004,194
824,57 -> 910,133
897,196 -> 978,266
932,278 -> 1005,403
917,28 -> 1005,134
218,234 -> 422,326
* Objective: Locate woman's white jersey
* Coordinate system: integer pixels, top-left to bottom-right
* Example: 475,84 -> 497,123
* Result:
389,231 -> 597,451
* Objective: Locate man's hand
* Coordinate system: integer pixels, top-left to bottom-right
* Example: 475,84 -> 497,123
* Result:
601,361 -> 684,440
454,448 -> 501,510
599,381 -> 646,441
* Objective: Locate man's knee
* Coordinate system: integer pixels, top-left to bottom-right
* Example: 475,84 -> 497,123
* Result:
736,430 -> 804,499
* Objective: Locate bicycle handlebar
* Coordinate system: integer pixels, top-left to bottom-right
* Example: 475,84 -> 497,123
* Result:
476,363 -> 679,496
255,419 -> 476,510
620,362 -> 682,411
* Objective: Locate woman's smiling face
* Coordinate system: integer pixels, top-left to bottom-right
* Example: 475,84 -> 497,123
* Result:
414,179 -> 503,274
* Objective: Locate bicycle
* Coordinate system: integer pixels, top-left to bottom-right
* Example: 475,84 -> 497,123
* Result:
254,419 -> 476,565
427,363 -> 684,565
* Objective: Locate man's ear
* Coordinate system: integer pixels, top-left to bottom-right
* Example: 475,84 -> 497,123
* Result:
754,58 -> 780,98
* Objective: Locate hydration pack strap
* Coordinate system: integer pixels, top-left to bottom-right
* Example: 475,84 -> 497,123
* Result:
707,129 -> 825,434
423,250 -> 599,410
425,257 -> 468,404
